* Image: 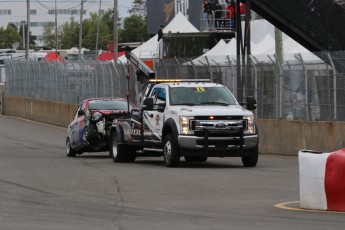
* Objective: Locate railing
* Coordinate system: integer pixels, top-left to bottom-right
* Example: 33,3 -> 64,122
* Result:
4,50 -> 345,122
200,10 -> 234,31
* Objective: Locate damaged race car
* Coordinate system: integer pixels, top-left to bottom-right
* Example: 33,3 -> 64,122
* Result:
66,98 -> 134,157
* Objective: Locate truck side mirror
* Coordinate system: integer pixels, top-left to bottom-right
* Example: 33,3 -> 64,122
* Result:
246,96 -> 257,110
142,97 -> 154,110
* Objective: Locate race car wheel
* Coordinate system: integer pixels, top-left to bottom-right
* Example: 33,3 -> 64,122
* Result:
242,145 -> 258,167
110,131 -> 136,162
66,137 -> 76,157
163,134 -> 180,167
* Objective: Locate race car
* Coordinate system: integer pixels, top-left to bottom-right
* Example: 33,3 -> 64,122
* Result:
66,97 -> 134,156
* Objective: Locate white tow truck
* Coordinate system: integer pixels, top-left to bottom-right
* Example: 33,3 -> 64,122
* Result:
109,48 -> 259,167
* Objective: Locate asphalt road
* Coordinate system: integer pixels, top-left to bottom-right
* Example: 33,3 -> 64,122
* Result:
0,115 -> 344,230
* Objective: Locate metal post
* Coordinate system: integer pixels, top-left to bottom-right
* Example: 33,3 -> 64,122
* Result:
327,52 -> 337,121
113,0 -> 118,66
296,53 -> 308,121
55,0 -> 58,60
274,54 -> 283,119
236,0 -> 242,102
0,92 -> 4,115
21,21 -> 25,49
78,0 -> 84,60
95,0 -> 102,60
205,56 -> 213,82
26,0 -> 30,60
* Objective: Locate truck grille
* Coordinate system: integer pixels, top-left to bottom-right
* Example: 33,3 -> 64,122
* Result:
190,116 -> 246,137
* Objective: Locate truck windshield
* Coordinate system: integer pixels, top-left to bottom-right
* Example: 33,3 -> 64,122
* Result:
170,86 -> 238,106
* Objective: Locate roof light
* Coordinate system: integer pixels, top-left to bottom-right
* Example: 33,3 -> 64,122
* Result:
149,79 -> 211,84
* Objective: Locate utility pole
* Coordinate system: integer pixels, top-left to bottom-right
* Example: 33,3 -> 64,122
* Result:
21,21 -> 25,49
26,0 -> 30,60
55,0 -> 58,60
95,0 -> 102,59
113,0 -> 118,66
78,0 -> 84,60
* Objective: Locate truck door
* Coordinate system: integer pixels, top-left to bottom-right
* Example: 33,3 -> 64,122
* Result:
143,86 -> 166,143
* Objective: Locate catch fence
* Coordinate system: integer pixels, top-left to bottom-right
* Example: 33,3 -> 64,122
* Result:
4,51 -> 345,121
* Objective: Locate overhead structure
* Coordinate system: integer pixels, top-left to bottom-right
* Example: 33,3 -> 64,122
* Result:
118,12 -> 199,63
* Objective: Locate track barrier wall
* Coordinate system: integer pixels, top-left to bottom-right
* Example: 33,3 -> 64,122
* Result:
299,149 -> 345,211
3,96 -> 345,156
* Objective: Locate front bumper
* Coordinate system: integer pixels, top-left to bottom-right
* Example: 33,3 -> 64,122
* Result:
178,133 -> 258,155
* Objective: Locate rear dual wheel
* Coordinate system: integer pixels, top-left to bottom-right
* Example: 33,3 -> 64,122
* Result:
110,131 -> 136,163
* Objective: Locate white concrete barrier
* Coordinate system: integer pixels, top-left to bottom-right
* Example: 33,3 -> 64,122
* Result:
299,149 -> 345,211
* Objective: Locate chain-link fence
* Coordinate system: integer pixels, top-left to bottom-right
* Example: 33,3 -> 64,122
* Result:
4,51 -> 345,121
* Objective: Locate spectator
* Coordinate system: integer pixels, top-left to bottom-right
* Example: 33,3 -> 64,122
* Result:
202,0 -> 211,31
226,0 -> 236,30
157,25 -> 164,42
210,0 -> 222,30
240,2 -> 246,20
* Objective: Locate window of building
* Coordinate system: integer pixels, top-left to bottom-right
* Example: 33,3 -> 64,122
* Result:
48,9 -> 86,15
30,9 -> 37,15
0,10 -> 11,15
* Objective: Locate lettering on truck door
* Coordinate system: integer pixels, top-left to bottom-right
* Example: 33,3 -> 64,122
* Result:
143,86 -> 166,142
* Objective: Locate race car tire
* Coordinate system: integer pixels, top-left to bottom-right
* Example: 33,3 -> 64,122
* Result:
242,145 -> 258,167
66,137 -> 76,157
163,134 -> 180,167
110,131 -> 127,162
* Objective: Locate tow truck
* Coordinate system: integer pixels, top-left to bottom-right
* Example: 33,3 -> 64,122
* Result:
109,48 -> 259,167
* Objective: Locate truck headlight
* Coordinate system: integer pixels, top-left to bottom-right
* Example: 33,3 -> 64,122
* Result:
244,115 -> 255,135
180,116 -> 191,135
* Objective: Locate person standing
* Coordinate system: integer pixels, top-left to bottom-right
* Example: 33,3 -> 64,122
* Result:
202,0 -> 211,31
240,1 -> 246,21
226,0 -> 236,30
157,25 -> 164,42
210,0 -> 222,30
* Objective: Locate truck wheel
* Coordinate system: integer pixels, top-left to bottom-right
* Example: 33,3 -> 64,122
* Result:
126,146 -> 137,162
242,145 -> 258,167
163,134 -> 180,167
110,131 -> 127,162
184,156 -> 208,162
66,137 -> 76,157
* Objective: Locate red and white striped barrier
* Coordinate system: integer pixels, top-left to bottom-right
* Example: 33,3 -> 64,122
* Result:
299,148 -> 345,211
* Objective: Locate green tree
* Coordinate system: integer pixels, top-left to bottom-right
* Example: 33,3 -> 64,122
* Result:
5,24 -> 21,49
18,23 -> 36,49
82,12 -> 112,50
0,27 -> 7,48
42,23 -> 55,48
129,0 -> 147,17
119,15 -> 147,42
60,17 -> 79,49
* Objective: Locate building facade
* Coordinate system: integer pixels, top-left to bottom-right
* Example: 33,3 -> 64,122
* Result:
0,0 -> 111,46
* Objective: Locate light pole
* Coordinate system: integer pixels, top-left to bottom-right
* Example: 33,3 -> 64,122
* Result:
55,0 -> 58,59
95,0 -> 102,59
113,0 -> 118,66
21,20 -> 25,49
78,0 -> 84,60
26,0 -> 30,59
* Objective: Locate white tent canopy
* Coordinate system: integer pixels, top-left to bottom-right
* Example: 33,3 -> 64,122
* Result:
118,12 -> 199,62
191,19 -> 321,65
